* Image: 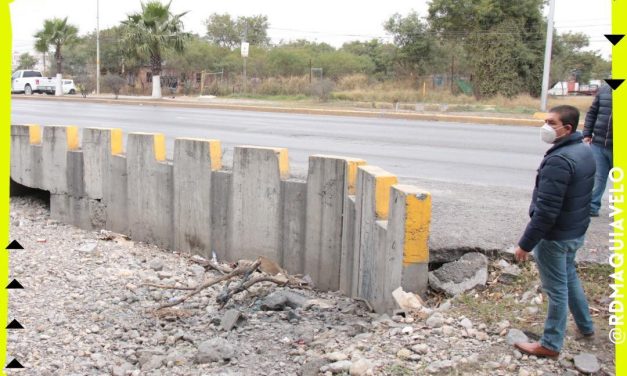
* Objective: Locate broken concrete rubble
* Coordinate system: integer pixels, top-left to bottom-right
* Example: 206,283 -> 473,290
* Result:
428,252 -> 488,296
260,290 -> 309,311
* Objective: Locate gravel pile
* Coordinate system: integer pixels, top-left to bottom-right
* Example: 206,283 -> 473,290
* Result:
8,196 -> 608,375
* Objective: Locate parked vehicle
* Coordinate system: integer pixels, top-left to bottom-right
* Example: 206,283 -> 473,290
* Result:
11,70 -> 60,95
63,79 -> 76,95
548,80 -> 600,96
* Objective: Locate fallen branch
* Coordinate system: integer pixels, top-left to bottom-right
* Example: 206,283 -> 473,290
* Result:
155,259 -> 261,310
142,282 -> 196,291
217,275 -> 290,309
190,257 -> 233,275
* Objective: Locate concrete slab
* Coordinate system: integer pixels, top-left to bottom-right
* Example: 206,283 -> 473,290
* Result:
66,150 -> 85,198
42,125 -> 79,194
127,133 -> 174,249
10,125 -> 44,190
304,155 -> 365,291
50,194 -> 106,230
173,138 -> 222,258
353,165 -> 397,301
281,179 -> 307,274
227,146 -> 288,262
339,196 -> 356,295
82,128 -> 123,199
384,184 -> 431,308
104,154 -> 128,234
211,170 -> 231,261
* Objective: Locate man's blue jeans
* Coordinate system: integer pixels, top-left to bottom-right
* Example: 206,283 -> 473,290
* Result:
533,235 -> 594,352
590,144 -> 613,215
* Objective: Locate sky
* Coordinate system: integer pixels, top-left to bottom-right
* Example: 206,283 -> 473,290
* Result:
10,0 -> 612,58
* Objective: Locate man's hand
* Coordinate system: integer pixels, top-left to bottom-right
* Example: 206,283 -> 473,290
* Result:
514,246 -> 530,263
583,136 -> 592,144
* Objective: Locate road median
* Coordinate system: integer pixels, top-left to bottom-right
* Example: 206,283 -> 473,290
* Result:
12,94 -> 544,127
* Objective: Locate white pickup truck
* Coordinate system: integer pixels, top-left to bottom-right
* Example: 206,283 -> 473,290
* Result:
11,70 -> 75,95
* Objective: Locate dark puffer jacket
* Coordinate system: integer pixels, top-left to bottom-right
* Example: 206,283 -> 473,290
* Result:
518,133 -> 596,252
583,84 -> 613,148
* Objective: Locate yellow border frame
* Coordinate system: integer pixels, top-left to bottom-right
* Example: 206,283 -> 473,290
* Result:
0,1 -> 623,374
1,1 -> 12,373
613,2 -> 626,373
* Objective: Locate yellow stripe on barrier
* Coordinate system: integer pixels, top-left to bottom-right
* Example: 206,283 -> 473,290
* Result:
208,140 -> 222,171
153,134 -> 166,161
111,128 -> 123,155
277,148 -> 289,179
375,175 -> 398,219
346,159 -> 367,195
403,192 -> 431,265
66,126 -> 79,150
27,124 -> 41,145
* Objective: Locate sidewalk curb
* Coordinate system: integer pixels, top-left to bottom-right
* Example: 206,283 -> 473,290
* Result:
12,95 -> 543,127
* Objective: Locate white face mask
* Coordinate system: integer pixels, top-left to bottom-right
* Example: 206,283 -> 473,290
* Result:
541,123 -> 565,144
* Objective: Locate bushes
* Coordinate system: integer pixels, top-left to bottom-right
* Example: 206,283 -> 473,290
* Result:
310,79 -> 335,102
103,74 -> 127,99
74,74 -> 95,98
337,74 -> 370,91
315,51 -> 375,79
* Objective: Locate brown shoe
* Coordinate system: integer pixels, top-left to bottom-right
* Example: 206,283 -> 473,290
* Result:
514,342 -> 560,359
574,328 -> 595,341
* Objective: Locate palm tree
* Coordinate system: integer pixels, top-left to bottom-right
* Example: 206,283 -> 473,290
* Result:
34,17 -> 78,75
34,38 -> 49,75
122,0 -> 190,98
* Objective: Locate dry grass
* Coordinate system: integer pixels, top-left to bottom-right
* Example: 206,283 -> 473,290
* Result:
332,84 -> 594,115
452,262 -> 615,373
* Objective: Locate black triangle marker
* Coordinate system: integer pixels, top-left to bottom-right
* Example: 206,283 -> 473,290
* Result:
5,359 -> 24,368
6,240 -> 24,250
605,34 -> 625,46
6,320 -> 24,329
6,280 -> 24,289
605,79 -> 625,90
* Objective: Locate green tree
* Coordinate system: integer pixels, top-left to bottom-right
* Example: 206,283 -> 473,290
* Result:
384,12 -> 436,77
205,13 -> 269,48
428,0 -> 545,98
279,40 -> 335,54
103,74 -> 127,99
341,39 -> 398,79
34,17 -> 79,75
122,0 -> 190,98
62,34 -> 93,76
34,38 -> 49,75
552,32 -> 610,85
315,51 -> 375,79
17,53 -> 38,70
266,48 -> 310,76
163,34 -> 230,73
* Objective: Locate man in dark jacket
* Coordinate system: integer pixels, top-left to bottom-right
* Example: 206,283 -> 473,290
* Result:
513,105 -> 596,358
583,84 -> 613,216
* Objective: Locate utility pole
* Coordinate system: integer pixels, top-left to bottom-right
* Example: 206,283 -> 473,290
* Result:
450,55 -> 455,94
242,24 -> 248,94
96,0 -> 100,95
540,0 -> 555,111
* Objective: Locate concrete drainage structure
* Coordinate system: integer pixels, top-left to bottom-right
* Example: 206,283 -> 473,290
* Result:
10,124 -> 432,313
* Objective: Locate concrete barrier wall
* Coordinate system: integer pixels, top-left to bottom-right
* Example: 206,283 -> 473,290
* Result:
227,146 -> 288,262
127,133 -> 174,250
10,124 -> 432,313
173,138 -> 222,259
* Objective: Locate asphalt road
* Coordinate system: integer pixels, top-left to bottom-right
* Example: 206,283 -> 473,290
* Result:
11,99 -> 611,262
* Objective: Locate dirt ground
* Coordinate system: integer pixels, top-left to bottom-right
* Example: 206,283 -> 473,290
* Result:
7,195 -> 615,375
